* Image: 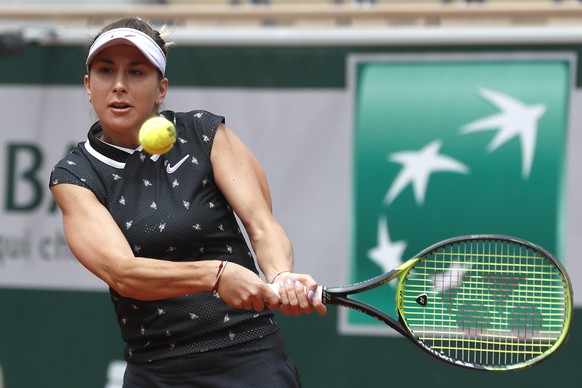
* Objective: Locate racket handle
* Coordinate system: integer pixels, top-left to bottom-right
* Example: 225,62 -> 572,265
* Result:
267,283 -> 324,302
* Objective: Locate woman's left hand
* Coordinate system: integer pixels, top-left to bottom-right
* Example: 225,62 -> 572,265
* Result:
268,272 -> 327,316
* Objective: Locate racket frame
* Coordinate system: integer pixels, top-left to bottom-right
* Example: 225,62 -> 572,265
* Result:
321,234 -> 573,371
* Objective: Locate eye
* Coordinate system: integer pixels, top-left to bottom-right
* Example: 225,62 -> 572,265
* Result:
96,65 -> 113,74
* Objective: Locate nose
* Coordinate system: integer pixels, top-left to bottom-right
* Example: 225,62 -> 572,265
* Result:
112,73 -> 128,94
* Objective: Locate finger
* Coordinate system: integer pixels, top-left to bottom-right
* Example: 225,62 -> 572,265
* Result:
276,281 -> 293,315
313,300 -> 327,315
284,279 -> 301,315
277,280 -> 289,304
252,297 -> 265,312
294,280 -> 312,312
266,299 -> 280,311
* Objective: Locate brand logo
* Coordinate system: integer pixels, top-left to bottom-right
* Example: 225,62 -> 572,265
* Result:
415,293 -> 428,307
166,154 -> 190,174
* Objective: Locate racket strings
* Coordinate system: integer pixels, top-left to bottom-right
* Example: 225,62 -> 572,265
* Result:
400,239 -> 569,369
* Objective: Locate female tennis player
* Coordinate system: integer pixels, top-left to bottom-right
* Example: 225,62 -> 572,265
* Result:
49,17 -> 325,387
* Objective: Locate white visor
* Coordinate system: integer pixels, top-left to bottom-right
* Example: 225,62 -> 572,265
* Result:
86,27 -> 166,75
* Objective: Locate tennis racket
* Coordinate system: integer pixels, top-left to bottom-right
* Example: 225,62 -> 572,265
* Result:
270,235 -> 573,371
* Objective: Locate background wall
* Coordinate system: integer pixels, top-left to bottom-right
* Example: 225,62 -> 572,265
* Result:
1,15 -> 581,388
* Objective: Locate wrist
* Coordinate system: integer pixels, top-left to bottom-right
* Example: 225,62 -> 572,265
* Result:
212,260 -> 228,295
270,270 -> 291,284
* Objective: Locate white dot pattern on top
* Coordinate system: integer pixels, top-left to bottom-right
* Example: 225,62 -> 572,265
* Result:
49,110 -> 277,363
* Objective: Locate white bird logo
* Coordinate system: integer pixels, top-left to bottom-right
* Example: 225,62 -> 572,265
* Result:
367,216 -> 407,275
460,88 -> 546,179
386,140 -> 469,206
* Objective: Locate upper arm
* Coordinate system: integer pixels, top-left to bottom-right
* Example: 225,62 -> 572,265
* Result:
50,183 -> 134,288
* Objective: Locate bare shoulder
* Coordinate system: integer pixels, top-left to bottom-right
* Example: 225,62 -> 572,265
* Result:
50,183 -> 101,214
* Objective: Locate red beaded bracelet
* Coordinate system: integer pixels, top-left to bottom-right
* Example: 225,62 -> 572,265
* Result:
212,260 -> 228,295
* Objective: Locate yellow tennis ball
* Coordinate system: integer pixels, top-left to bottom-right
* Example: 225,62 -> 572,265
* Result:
139,116 -> 176,155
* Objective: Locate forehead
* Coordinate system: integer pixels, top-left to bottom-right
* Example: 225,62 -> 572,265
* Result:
91,44 -> 151,65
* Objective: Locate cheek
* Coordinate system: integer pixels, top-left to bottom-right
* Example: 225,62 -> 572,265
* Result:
86,79 -> 107,98
89,89 -> 107,107
138,84 -> 164,104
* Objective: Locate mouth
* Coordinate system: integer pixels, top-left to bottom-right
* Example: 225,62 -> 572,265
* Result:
110,102 -> 131,110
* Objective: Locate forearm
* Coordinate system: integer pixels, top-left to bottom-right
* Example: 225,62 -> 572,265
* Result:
65,222 -> 223,300
110,257 -> 221,300
249,220 -> 327,316
250,221 -> 294,283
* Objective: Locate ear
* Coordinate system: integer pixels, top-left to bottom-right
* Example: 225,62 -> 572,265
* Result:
157,77 -> 168,105
84,75 -> 91,101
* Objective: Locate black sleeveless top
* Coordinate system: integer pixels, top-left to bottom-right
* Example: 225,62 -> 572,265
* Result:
49,110 -> 277,363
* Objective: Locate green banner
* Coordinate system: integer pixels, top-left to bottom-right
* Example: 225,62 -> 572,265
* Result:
348,54 -> 571,333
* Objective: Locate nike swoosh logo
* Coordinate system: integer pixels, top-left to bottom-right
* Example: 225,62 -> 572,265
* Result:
166,154 -> 190,174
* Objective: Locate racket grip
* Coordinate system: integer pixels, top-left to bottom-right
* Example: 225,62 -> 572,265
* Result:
267,283 -> 324,302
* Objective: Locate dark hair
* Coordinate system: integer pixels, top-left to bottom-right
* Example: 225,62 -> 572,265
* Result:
87,17 -> 170,75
